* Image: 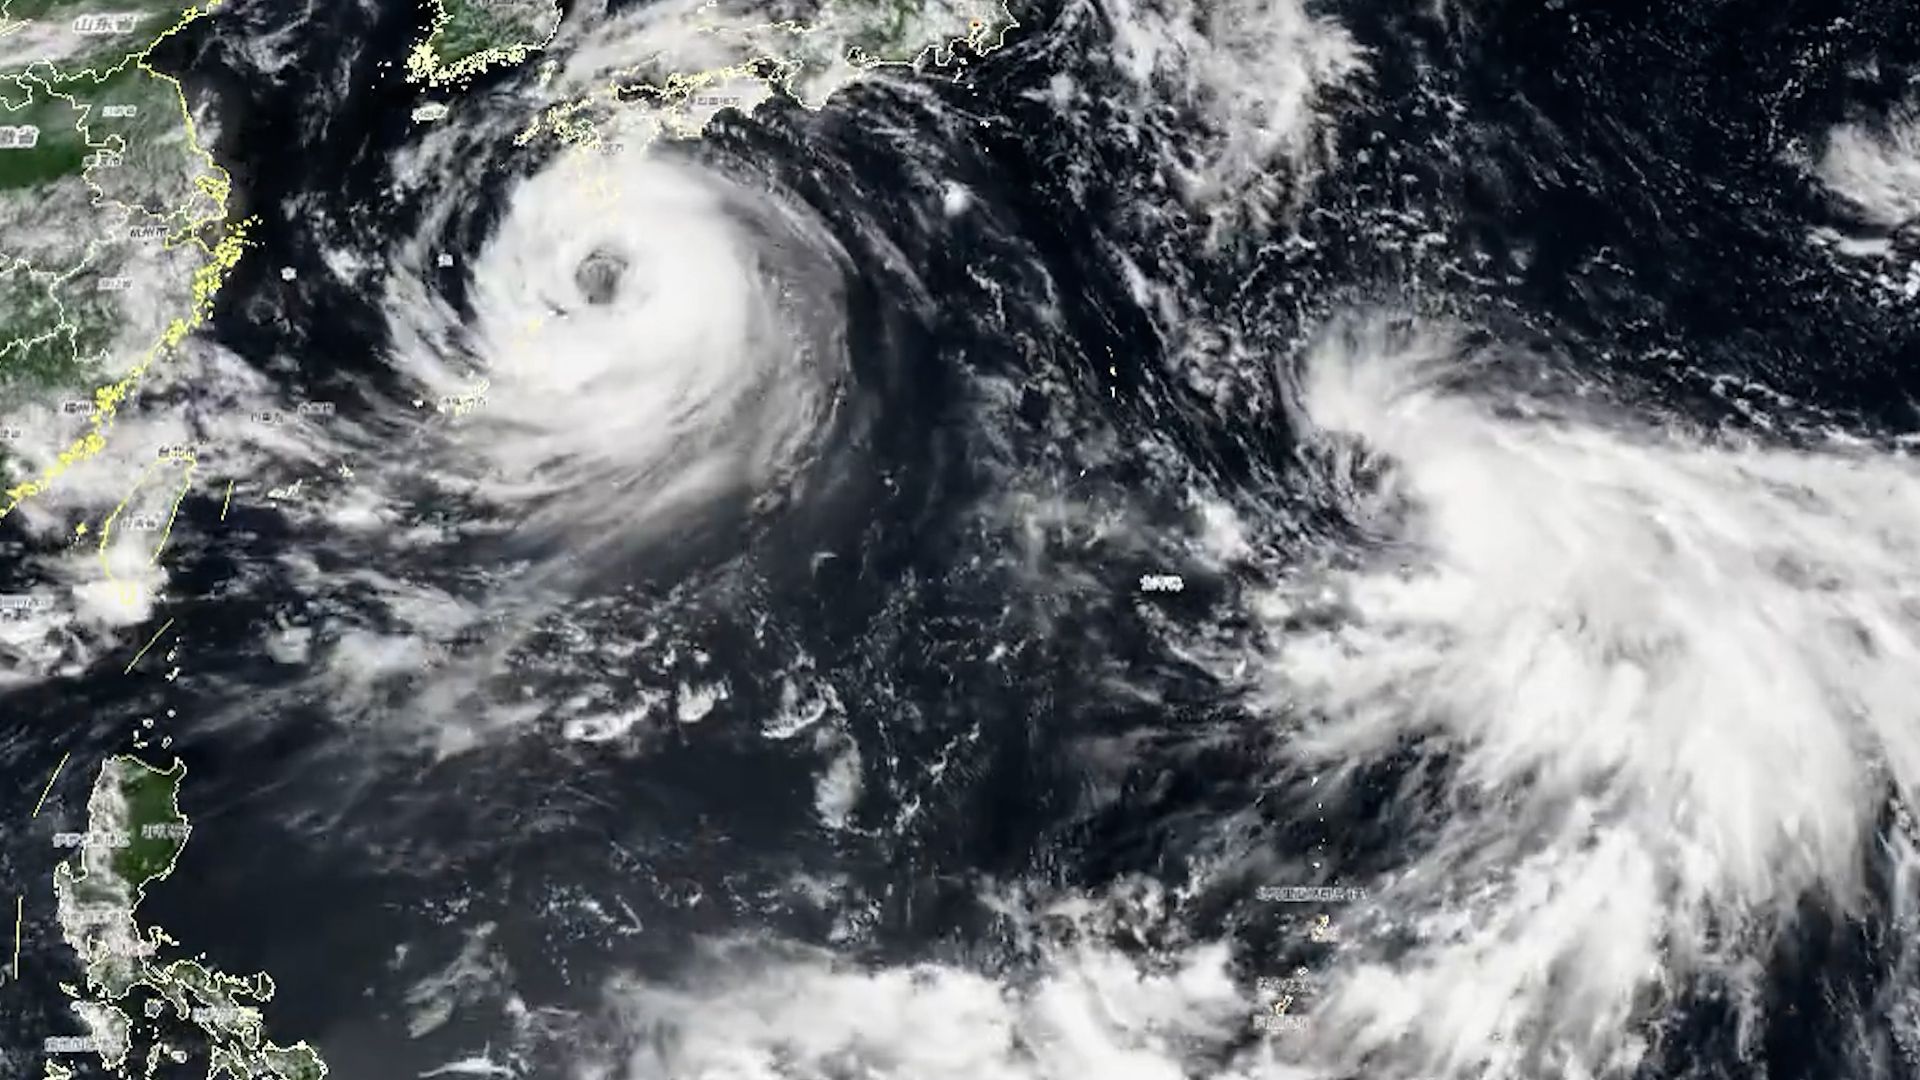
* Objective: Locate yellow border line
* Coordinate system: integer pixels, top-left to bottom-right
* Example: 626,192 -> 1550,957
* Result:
123,617 -> 174,674
219,478 -> 233,521
0,0 -> 252,522
31,752 -> 68,818
147,460 -> 196,565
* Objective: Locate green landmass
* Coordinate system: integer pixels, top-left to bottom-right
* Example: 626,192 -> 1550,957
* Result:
0,85 -> 89,189
0,263 -> 114,386
54,755 -> 329,1079
430,0 -> 539,65
39,60 -> 218,223
0,134 -> 86,189
0,23 -> 231,414
835,0 -> 1015,67
109,755 -> 187,890
409,0 -> 559,84
214,1040 -> 328,1080
845,0 -> 936,58
0,59 -> 188,194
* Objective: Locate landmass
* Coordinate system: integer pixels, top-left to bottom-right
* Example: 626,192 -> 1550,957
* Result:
0,0 -> 250,519
507,0 -> 1018,159
15,0 -> 1023,1071
406,0 -> 562,86
0,0 -> 194,71
50,755 -> 327,1079
401,0 -> 1016,144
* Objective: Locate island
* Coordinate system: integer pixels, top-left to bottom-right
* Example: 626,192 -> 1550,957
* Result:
50,754 -> 327,1079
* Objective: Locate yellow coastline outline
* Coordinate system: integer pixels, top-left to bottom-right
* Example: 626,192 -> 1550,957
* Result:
0,1 -> 255,523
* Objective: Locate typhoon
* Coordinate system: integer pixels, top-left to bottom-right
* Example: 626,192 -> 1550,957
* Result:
383,129 -> 853,575
3,1 -> 1920,1080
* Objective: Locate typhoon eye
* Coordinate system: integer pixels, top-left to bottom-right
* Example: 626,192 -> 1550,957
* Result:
574,248 -> 627,306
